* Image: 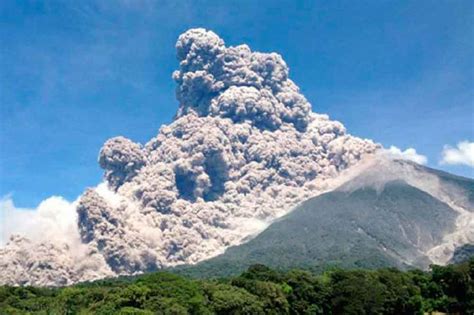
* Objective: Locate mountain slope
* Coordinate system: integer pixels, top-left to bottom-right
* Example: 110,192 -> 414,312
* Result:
174,161 -> 473,278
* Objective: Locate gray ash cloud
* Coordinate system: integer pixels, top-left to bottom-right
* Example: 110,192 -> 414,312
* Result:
0,28 -> 379,286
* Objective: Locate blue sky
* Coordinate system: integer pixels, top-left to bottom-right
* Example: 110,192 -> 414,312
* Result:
1,0 -> 473,207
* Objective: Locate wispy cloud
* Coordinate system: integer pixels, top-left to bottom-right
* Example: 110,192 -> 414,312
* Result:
440,141 -> 474,168
384,146 -> 428,165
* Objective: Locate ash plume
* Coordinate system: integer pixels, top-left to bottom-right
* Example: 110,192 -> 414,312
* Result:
1,28 -> 382,286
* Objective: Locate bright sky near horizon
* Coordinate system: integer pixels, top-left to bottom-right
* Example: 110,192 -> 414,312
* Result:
1,0 -> 473,208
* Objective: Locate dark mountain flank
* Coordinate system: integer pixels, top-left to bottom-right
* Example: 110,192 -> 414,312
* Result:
174,161 -> 473,278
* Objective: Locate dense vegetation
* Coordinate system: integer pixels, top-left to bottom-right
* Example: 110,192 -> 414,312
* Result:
1,258 -> 472,315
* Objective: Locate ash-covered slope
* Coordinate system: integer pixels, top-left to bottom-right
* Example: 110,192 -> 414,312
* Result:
172,159 -> 474,278
0,29 -> 379,286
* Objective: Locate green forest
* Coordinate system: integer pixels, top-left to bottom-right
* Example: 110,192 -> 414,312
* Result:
1,258 -> 472,315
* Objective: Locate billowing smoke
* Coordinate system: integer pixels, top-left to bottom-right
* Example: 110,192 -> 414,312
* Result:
99,137 -> 146,189
1,28 -> 382,286
0,185 -> 118,286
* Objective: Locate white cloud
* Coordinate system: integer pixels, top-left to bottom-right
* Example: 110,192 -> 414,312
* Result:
0,195 -> 79,247
384,145 -> 428,165
0,183 -> 119,247
440,141 -> 474,167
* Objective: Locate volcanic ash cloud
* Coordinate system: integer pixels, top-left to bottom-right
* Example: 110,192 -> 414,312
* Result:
0,28 -> 378,286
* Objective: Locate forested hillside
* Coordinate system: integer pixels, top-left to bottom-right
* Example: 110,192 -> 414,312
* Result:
1,259 -> 472,314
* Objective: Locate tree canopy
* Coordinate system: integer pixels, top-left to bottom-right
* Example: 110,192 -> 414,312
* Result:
1,258 -> 472,314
